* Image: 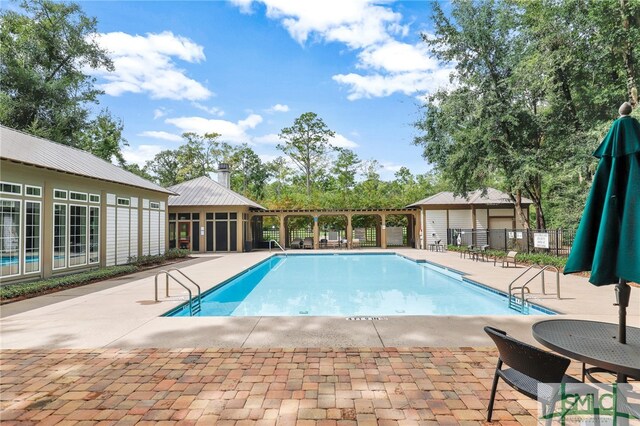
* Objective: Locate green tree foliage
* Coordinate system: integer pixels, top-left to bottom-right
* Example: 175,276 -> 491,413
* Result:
414,0 -> 639,229
228,144 -> 270,200
278,112 -> 335,197
77,109 -> 128,165
0,0 -> 113,145
332,148 -> 361,204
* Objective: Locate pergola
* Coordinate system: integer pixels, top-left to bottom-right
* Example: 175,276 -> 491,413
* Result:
249,208 -> 421,249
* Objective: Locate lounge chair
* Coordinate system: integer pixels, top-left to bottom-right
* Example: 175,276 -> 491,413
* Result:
290,238 -> 303,249
351,238 -> 360,248
484,326 -> 581,422
303,237 -> 314,249
501,250 -> 518,267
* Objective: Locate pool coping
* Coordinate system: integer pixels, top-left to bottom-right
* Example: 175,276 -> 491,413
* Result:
164,252 -> 557,317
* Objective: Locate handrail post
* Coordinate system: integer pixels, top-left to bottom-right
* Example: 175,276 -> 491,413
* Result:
556,269 -> 560,299
155,274 -> 159,301
166,274 -> 169,297
541,269 -> 546,295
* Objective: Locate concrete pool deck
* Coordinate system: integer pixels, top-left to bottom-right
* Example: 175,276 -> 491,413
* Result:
1,249 -> 638,349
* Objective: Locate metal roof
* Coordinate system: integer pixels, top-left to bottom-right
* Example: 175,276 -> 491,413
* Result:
407,187 -> 533,207
0,125 -> 173,194
168,176 -> 266,209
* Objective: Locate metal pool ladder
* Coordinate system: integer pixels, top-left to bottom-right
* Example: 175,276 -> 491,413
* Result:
155,269 -> 202,316
508,265 -> 560,313
269,239 -> 287,256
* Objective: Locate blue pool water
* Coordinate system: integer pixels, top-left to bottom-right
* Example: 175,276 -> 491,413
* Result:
167,254 -> 552,317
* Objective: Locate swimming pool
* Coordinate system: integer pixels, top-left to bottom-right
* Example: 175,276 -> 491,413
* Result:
166,254 -> 553,317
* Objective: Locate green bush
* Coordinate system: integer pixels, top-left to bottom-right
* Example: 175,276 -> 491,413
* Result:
0,265 -> 137,300
129,248 -> 190,267
446,245 -> 567,268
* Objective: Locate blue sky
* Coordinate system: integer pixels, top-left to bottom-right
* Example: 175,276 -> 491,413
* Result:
79,1 -> 453,180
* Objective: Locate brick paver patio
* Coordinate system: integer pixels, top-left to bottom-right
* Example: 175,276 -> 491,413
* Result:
0,346 -> 582,425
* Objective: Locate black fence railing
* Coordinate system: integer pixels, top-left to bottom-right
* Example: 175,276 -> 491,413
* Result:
447,228 -> 576,257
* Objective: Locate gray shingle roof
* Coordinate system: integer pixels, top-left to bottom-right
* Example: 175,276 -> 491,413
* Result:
167,176 -> 266,209
408,187 -> 533,207
0,125 -> 172,194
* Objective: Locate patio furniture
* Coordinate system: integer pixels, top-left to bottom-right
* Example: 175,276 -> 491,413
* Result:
461,244 -> 475,258
326,232 -> 340,248
532,319 -> 640,383
290,238 -> 303,249
303,237 -> 314,249
319,238 -> 328,248
478,244 -> 490,261
429,240 -> 444,252
484,326 -> 581,422
499,250 -> 518,267
351,238 -> 360,249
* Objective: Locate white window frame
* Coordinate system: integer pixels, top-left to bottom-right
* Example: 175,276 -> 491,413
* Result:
23,200 -> 42,275
69,191 -> 88,202
89,194 -> 100,203
53,189 -> 68,200
88,206 -> 100,264
0,198 -> 22,278
117,197 -> 130,206
68,203 -> 88,268
0,181 -> 22,196
52,202 -> 68,270
25,185 -> 42,198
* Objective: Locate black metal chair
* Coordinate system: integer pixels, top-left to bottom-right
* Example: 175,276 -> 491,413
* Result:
484,326 -> 581,422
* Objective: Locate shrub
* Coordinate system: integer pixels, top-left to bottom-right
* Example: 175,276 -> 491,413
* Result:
446,245 -> 567,268
165,248 -> 190,259
129,248 -> 190,267
0,265 -> 137,300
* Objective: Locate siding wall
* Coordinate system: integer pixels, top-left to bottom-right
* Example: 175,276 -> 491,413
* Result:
425,210 -> 447,245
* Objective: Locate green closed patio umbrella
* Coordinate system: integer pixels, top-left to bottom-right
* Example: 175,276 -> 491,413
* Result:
564,103 -> 640,344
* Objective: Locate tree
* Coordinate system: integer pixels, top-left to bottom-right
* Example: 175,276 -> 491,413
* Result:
0,0 -> 113,145
278,112 -> 335,197
228,144 -> 270,199
145,150 -> 181,187
77,109 -> 128,165
331,148 -> 361,203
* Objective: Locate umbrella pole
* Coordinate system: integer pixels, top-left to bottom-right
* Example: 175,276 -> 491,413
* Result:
615,278 -> 631,344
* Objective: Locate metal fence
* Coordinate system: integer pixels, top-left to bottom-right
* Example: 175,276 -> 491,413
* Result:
447,228 -> 576,257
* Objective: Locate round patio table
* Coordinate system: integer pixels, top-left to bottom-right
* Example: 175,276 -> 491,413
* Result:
532,319 -> 640,381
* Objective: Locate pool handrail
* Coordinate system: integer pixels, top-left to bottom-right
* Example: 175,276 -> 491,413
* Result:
154,269 -> 202,316
269,239 -> 287,256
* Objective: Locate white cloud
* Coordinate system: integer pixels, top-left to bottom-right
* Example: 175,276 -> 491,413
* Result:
232,1 -> 451,100
153,108 -> 168,119
165,113 -> 263,143
267,103 -> 290,113
192,102 -> 225,116
138,130 -> 183,142
333,67 -> 454,100
90,31 -> 212,101
122,144 -> 165,166
329,134 -> 358,148
254,133 -> 281,145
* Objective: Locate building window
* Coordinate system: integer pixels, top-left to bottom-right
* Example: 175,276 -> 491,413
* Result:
117,197 -> 130,206
24,201 -> 41,274
150,201 -> 160,209
0,199 -> 20,277
69,205 -> 87,267
54,189 -> 67,200
53,204 -> 66,269
89,194 -> 100,203
0,182 -> 21,195
70,191 -> 88,202
178,213 -> 190,220
25,186 -> 42,197
89,207 -> 99,264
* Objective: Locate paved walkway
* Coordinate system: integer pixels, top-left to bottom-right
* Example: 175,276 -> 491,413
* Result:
1,346 -> 576,425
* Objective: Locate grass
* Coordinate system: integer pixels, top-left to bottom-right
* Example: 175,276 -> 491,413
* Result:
0,248 -> 191,301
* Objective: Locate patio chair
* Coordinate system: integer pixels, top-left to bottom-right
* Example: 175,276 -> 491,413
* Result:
303,237 -> 314,249
501,251 -> 518,267
484,326 -> 581,422
351,238 -> 361,249
290,238 -> 303,249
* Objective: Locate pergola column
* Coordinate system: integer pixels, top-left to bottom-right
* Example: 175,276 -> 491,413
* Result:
381,213 -> 387,249
346,214 -> 353,247
413,212 -> 421,249
313,216 -> 320,249
279,214 -> 286,248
